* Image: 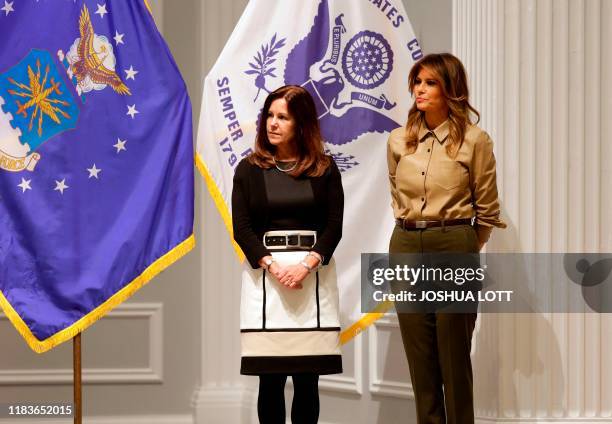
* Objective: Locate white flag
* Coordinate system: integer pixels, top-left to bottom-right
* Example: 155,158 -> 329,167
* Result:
196,0 -> 422,343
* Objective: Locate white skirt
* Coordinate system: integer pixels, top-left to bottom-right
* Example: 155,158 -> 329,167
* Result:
240,250 -> 342,375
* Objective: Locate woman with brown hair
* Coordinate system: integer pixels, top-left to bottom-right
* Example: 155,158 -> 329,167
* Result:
232,85 -> 344,423
387,53 -> 505,423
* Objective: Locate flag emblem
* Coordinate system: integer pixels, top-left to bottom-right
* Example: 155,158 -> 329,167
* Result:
242,0 -> 402,159
342,30 -> 393,89
0,49 -> 80,172
59,5 -> 131,97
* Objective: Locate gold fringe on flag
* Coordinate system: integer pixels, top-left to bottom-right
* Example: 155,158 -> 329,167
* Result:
0,234 -> 195,353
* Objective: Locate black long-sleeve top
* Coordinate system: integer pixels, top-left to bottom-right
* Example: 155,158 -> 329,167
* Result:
231,157 -> 344,269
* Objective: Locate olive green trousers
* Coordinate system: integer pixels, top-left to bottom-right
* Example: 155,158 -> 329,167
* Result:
389,224 -> 478,424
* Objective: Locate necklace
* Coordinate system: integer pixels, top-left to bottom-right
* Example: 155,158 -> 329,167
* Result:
273,157 -> 297,173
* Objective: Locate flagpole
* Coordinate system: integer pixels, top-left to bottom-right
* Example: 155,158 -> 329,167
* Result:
73,333 -> 82,424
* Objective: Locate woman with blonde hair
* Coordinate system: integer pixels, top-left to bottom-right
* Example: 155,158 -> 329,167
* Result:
387,53 -> 505,423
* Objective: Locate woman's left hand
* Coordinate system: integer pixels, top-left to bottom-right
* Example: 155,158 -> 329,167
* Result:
278,264 -> 310,289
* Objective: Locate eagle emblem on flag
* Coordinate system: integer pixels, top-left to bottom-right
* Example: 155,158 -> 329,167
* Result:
59,5 -> 131,98
244,0 -> 415,157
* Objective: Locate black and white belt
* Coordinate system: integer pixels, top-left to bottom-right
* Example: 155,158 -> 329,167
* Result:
263,230 -> 317,250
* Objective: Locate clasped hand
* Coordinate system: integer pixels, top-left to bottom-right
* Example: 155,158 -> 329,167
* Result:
269,263 -> 309,290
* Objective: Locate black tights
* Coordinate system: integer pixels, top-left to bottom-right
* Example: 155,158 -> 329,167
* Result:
257,374 -> 319,424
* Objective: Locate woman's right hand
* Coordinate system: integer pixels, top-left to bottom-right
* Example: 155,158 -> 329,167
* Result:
259,256 -> 303,289
269,262 -> 303,289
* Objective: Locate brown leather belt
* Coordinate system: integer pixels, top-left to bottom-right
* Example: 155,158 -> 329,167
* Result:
395,218 -> 473,230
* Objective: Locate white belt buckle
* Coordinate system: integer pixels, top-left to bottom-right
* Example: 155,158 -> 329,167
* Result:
415,220 -> 427,229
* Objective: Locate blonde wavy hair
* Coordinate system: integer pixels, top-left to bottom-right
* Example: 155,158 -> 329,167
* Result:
405,53 -> 480,156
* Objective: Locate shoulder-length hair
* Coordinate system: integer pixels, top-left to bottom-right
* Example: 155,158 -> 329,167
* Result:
405,53 -> 480,156
248,85 -> 330,177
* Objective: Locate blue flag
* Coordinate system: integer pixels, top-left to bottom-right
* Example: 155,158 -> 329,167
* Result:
0,0 -> 194,353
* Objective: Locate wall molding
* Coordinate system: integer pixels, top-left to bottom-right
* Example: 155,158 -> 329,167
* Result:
368,315 -> 413,399
319,374 -> 361,395
0,303 -> 163,385
319,332 -> 363,395
193,385 -> 254,424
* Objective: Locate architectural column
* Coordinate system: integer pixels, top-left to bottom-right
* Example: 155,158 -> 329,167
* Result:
453,0 -> 611,421
192,1 -> 254,423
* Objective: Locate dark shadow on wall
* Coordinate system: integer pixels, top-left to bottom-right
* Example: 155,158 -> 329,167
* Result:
472,208 -> 565,418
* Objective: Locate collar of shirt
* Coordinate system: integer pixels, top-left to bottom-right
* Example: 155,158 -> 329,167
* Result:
417,119 -> 450,144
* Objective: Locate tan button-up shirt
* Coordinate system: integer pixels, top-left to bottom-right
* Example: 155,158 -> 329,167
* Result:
387,120 -> 506,243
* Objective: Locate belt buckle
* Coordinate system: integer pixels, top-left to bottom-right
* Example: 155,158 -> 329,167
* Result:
415,220 -> 427,229
287,234 -> 299,247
